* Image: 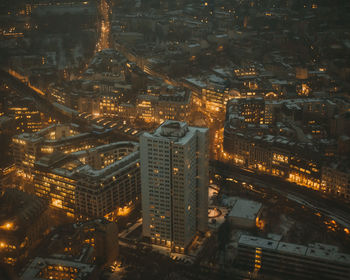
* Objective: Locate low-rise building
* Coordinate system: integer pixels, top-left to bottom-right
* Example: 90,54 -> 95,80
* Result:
8,106 -> 43,133
322,161 -> 350,200
226,98 -> 267,124
184,75 -> 236,113
34,142 -> 140,219
21,257 -> 98,280
12,124 -> 97,180
237,235 -> 350,280
44,219 -> 118,267
75,142 -> 140,218
0,189 -> 50,266
137,90 -> 191,124
223,97 -> 347,199
227,199 -> 262,229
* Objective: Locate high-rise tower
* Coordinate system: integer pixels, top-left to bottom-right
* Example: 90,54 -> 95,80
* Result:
140,121 -> 208,252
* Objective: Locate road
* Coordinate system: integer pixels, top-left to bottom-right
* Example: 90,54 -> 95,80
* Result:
96,0 -> 111,52
1,69 -> 142,144
211,161 -> 350,229
0,70 -> 70,123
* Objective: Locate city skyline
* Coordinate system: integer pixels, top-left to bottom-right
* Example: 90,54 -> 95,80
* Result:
0,1 -> 350,280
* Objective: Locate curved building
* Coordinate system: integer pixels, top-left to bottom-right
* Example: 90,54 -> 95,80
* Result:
34,141 -> 140,219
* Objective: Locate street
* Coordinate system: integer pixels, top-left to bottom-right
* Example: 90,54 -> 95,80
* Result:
211,161 -> 350,229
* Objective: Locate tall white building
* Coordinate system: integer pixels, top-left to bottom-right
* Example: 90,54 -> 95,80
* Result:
140,120 -> 208,252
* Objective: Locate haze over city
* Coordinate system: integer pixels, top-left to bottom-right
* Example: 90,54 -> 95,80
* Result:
0,1 -> 350,280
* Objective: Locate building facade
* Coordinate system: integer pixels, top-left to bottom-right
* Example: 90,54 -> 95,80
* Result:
12,124 -> 96,180
140,121 -> 208,252
34,142 -> 141,219
236,235 -> 350,280
136,91 -> 191,124
321,162 -> 350,200
0,189 -> 50,266
222,97 -> 348,200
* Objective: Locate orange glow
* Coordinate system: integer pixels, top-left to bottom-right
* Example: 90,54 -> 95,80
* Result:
51,198 -> 63,209
5,223 -> 12,230
29,84 -> 45,96
117,206 -> 131,216
96,0 -> 110,52
1,222 -> 14,231
8,69 -> 45,96
256,218 -> 265,230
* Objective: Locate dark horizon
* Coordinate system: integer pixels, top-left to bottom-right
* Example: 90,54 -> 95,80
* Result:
0,1 -> 350,280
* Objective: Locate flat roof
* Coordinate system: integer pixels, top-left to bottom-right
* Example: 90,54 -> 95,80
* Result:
239,235 -> 279,250
278,242 -> 308,255
239,235 -> 350,265
228,199 -> 262,220
144,120 -> 208,145
21,257 -> 95,280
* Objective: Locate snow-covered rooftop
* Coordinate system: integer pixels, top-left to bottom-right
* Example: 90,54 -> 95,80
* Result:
228,198 -> 262,220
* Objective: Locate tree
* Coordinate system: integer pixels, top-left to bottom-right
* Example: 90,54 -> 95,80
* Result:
217,220 -> 230,252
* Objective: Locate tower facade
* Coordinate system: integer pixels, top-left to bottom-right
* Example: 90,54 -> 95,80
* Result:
140,121 -> 208,252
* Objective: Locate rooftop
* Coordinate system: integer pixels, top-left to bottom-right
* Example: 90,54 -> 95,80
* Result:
239,235 -> 279,250
0,189 -> 48,238
21,257 -> 96,280
239,235 -> 350,265
277,242 -> 308,255
145,120 -> 208,144
228,199 -> 262,220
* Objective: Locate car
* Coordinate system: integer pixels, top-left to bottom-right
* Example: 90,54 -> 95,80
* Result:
103,120 -> 112,126
110,122 -> 118,128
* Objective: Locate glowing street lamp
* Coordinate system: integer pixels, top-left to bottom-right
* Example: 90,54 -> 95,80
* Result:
1,222 -> 14,230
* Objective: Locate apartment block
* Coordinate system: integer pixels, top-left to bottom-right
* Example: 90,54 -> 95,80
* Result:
237,235 -> 350,280
34,142 -> 140,219
140,121 -> 208,252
